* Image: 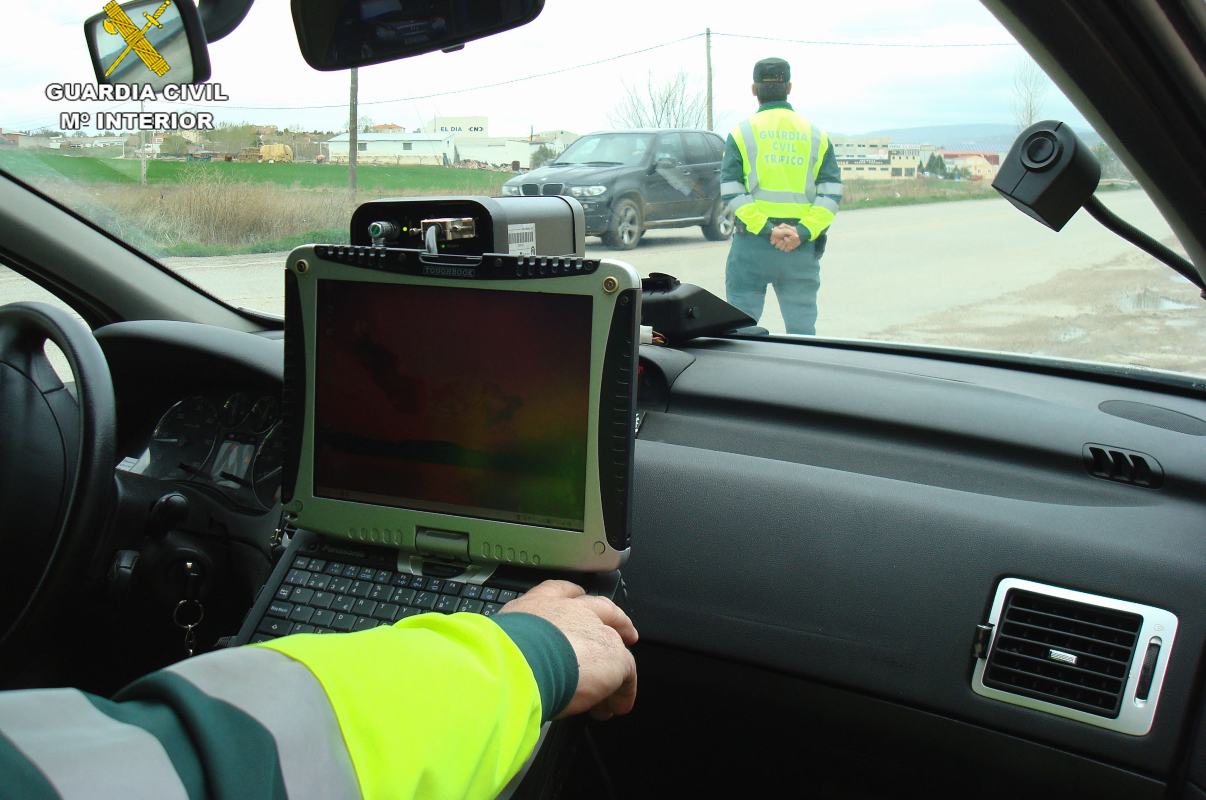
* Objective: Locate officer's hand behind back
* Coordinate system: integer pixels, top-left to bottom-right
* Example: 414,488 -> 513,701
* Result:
771,223 -> 802,253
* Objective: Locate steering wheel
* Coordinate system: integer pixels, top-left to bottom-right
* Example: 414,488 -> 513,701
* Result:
0,302 -> 116,665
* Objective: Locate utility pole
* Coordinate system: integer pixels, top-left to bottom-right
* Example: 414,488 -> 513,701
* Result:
705,27 -> 713,131
348,67 -> 358,193
139,99 -> 147,185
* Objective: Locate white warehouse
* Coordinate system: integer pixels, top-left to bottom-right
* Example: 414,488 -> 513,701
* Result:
454,137 -> 532,169
326,132 -> 454,166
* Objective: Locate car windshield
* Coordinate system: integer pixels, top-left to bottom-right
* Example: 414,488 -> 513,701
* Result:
553,134 -> 653,166
1,1 -> 1202,379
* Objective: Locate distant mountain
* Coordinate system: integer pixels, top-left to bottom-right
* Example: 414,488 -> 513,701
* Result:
852,123 -> 1102,154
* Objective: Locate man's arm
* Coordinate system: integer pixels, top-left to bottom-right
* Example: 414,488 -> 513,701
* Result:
0,582 -> 637,800
719,133 -> 772,235
797,134 -> 843,242
719,133 -> 745,204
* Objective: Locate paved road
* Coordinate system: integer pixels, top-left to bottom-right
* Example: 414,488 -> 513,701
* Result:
156,189 -> 1174,335
5,189 -> 1199,374
594,189 -> 1176,338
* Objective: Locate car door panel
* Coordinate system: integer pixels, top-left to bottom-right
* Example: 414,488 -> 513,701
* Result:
623,338 -> 1206,784
682,132 -> 722,217
641,133 -> 693,220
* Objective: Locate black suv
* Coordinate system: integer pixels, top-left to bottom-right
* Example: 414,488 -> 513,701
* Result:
500,129 -> 734,249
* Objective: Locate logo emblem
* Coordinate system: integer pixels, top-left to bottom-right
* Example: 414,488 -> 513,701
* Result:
102,0 -> 173,78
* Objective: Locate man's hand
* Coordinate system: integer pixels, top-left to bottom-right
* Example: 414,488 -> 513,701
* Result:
770,223 -> 803,253
500,580 -> 638,720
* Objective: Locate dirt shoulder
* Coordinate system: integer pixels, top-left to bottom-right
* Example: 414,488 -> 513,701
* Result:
871,243 -> 1206,377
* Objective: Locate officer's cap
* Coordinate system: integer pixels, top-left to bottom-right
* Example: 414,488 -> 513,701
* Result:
753,58 -> 791,84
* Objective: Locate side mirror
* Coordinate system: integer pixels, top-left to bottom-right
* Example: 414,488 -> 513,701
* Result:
84,0 -> 211,89
292,0 -> 546,71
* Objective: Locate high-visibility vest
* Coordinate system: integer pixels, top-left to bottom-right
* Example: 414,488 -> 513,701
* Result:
725,108 -> 839,238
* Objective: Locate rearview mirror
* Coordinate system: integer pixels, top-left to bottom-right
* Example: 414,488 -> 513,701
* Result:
84,0 -> 211,89
292,0 -> 545,71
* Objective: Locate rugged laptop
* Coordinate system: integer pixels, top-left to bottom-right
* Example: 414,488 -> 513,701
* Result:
233,210 -> 639,644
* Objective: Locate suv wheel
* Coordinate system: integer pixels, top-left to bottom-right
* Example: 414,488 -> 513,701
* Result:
702,199 -> 735,241
603,198 -> 643,250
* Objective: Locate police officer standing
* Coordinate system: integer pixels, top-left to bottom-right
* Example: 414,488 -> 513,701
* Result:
721,58 -> 843,335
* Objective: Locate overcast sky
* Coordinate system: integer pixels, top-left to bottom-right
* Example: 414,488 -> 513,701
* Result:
2,0 -> 1091,138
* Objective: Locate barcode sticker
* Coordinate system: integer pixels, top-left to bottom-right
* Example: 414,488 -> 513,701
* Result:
508,223 -> 536,256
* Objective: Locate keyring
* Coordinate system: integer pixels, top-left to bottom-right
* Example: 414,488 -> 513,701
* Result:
173,598 -> 205,629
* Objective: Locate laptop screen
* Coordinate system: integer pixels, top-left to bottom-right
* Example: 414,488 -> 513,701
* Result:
313,279 -> 593,531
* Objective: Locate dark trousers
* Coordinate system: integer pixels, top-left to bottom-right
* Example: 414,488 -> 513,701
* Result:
725,232 -> 821,335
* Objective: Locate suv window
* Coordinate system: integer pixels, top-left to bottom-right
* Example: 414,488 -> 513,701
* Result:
706,134 -> 725,162
684,133 -> 715,165
653,134 -> 686,165
554,133 -> 652,166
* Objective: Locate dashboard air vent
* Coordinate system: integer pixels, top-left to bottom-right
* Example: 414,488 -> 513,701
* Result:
1084,444 -> 1162,488
983,589 -> 1141,717
974,579 -> 1179,735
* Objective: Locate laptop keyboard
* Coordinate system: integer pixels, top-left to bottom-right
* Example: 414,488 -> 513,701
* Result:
251,554 -> 523,643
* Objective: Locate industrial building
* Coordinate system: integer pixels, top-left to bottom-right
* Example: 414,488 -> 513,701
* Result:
424,116 -> 489,136
937,151 -> 1001,180
529,130 -> 579,155
454,137 -> 532,170
325,118 -> 578,170
831,135 -> 942,181
325,132 -> 455,165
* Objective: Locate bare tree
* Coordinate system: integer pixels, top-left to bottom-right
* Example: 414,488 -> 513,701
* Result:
1011,60 -> 1049,132
610,71 -> 706,129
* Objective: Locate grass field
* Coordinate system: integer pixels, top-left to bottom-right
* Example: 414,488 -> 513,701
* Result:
842,177 -> 995,209
0,151 -> 515,256
0,150 -> 510,193
0,150 -> 1008,256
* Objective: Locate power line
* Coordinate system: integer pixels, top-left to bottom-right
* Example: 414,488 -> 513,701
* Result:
8,100 -> 134,134
711,31 -> 1019,48
156,33 -> 706,112
6,29 -> 1020,125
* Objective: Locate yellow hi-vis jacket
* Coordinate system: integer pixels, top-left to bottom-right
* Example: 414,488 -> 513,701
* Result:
724,106 -> 842,241
0,612 -> 576,799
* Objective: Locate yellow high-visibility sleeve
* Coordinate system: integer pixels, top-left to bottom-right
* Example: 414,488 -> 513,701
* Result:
261,613 -> 544,799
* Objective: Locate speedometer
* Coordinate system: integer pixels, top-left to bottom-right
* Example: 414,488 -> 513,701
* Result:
221,392 -> 252,427
142,396 -> 220,480
247,395 -> 279,433
251,422 -> 286,508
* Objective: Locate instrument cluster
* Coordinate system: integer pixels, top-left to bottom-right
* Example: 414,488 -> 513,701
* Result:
127,391 -> 285,511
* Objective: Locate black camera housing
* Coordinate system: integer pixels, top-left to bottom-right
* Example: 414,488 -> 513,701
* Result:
992,120 -> 1101,231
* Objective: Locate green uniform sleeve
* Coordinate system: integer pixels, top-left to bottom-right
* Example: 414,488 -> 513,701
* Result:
0,612 -> 580,800
720,133 -> 746,202
493,612 -> 578,720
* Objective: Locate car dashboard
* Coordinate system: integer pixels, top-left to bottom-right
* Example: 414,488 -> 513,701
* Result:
91,318 -> 1206,799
